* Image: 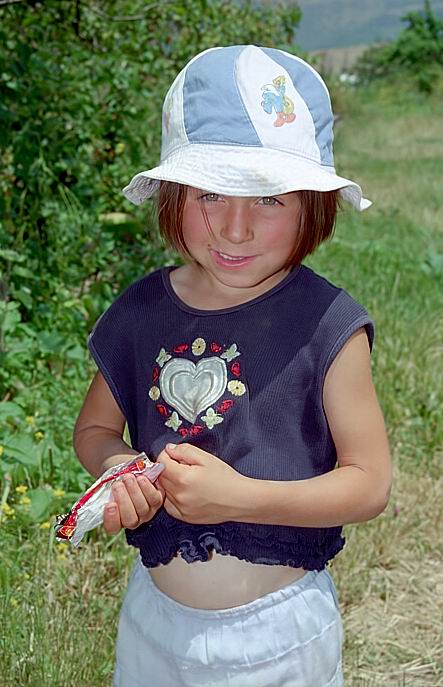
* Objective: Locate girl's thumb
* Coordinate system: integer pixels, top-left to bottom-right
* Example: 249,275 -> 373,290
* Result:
165,443 -> 201,465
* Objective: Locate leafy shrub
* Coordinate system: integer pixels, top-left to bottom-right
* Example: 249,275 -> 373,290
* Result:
355,0 -> 443,93
0,0 -> 301,523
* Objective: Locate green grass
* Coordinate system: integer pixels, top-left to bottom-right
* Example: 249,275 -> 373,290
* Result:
0,524 -> 132,686
1,84 -> 442,686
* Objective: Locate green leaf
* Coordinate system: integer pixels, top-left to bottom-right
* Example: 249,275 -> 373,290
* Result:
0,402 -> 26,422
12,265 -> 37,280
0,249 -> 25,263
11,287 -> 34,310
65,344 -> 85,361
28,487 -> 54,522
36,331 -> 65,354
2,435 -> 39,467
0,302 -> 21,334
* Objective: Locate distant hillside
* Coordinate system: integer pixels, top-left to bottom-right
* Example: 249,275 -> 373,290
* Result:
295,0 -> 443,50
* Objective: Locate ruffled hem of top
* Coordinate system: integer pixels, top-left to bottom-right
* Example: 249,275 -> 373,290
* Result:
126,517 -> 345,571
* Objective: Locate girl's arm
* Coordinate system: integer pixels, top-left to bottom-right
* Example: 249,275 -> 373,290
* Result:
74,371 -> 139,477
73,371 -> 165,533
157,328 -> 392,527
241,327 -> 392,527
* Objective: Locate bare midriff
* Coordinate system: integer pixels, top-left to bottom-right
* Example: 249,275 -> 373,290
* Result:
148,550 -> 306,609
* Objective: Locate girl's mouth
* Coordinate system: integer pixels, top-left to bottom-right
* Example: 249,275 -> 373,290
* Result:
211,249 -> 256,268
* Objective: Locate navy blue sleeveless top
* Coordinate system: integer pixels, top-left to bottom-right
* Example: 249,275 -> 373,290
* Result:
88,265 -> 374,570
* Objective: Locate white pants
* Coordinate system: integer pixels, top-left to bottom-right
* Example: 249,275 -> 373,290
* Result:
114,557 -> 343,687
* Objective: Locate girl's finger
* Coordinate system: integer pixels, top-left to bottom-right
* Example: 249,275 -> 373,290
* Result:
103,502 -> 122,535
111,480 -> 139,528
121,474 -> 155,519
135,474 -> 165,510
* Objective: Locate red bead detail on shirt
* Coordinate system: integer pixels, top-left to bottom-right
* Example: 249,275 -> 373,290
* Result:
152,367 -> 160,383
178,428 -> 189,437
173,343 -> 189,353
156,403 -> 169,417
216,400 -> 234,413
231,361 -> 241,377
211,342 -> 222,353
190,425 -> 203,436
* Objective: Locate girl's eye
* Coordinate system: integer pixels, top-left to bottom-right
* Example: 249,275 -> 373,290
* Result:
260,196 -> 282,206
200,193 -> 221,202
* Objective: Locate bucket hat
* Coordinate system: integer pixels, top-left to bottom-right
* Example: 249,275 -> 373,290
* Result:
123,45 -> 371,210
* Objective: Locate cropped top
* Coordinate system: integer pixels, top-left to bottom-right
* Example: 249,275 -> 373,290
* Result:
88,264 -> 374,571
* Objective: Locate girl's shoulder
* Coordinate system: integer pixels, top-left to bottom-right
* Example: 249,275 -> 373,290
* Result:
88,267 -> 170,339
298,265 -> 365,310
298,264 -> 341,296
297,265 -> 375,353
100,267 -> 172,318
117,266 -> 168,303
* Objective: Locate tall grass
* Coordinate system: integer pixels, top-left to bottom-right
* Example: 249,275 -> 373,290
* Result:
1,86 -> 442,686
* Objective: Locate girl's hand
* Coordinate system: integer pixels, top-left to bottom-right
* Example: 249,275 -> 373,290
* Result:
156,443 -> 249,525
103,473 -> 166,534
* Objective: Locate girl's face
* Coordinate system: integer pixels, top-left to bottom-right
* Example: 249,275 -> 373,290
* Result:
181,187 -> 302,295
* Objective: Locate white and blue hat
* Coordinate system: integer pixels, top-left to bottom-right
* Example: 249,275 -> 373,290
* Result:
123,45 -> 371,210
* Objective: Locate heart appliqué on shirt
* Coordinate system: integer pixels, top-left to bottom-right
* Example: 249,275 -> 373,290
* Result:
159,357 -> 228,423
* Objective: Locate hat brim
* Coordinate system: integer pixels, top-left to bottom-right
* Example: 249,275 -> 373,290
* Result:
122,144 -> 371,211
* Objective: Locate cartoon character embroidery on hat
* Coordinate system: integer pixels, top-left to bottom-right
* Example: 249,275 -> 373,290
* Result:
148,338 -> 246,437
261,75 -> 296,127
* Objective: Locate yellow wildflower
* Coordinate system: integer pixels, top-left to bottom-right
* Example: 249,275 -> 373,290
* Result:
26,416 -> 35,425
19,495 -> 31,506
40,521 -> 51,530
57,544 -> 69,561
15,485 -> 28,494
10,598 -> 18,608
115,142 -> 125,155
52,488 -> 65,498
1,503 -> 14,516
34,431 -> 44,441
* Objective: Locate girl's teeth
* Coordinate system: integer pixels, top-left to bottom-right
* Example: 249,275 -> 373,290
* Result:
219,252 -> 244,261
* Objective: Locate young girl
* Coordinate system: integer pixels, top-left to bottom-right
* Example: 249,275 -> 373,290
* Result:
74,45 -> 392,687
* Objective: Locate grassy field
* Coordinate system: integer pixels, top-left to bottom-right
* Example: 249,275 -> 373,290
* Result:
1,85 -> 442,686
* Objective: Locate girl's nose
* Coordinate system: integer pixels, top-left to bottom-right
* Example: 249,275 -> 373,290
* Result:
219,205 -> 253,244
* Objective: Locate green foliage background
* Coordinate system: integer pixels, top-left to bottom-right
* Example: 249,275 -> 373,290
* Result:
0,0 -> 300,521
355,0 -> 443,92
1,2 -> 442,685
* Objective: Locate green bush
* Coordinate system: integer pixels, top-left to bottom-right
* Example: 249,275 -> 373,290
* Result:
356,0 -> 443,93
0,0 -> 301,522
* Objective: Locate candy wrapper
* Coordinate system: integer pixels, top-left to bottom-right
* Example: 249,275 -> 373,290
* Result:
54,453 -> 164,546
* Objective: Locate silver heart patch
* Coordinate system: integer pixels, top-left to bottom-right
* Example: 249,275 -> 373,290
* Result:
159,357 -> 227,424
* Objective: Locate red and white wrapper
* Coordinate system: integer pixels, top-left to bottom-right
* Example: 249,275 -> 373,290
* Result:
54,453 -> 164,546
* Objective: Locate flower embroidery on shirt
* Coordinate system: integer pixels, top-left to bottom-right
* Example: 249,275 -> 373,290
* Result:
149,386 -> 160,401
148,339 -> 246,433
201,407 -> 224,429
165,411 -> 182,431
156,347 -> 172,367
192,337 -> 206,356
227,380 -> 246,396
221,343 -> 241,362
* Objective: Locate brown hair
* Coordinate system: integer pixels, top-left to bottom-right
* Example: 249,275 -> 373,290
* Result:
157,181 -> 340,267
